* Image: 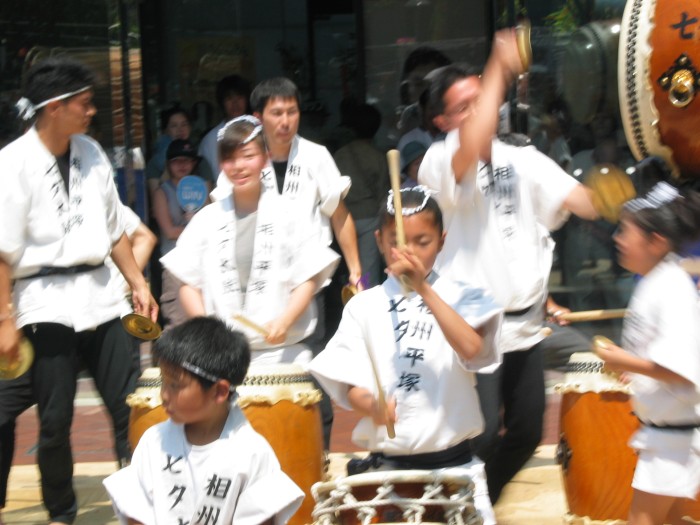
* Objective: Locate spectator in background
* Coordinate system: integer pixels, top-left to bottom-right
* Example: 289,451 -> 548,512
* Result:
397,89 -> 442,153
198,74 -> 251,173
334,103 -> 390,287
146,106 -> 214,201
400,140 -> 427,189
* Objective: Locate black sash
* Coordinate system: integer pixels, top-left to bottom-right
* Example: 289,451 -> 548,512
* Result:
19,262 -> 105,280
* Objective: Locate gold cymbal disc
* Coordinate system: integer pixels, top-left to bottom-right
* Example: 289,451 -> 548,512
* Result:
0,338 -> 34,381
591,335 -> 615,356
122,313 -> 162,341
341,284 -> 358,305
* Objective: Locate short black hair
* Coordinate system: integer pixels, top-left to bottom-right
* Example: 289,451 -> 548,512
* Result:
218,118 -> 265,161
216,74 -> 252,113
153,317 -> 250,391
378,187 -> 444,235
250,77 -> 301,114
351,104 -> 381,140
24,56 -> 96,112
426,63 -> 480,118
159,105 -> 191,132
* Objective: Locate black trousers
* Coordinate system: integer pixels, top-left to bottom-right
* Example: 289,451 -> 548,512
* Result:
470,344 -> 545,504
0,319 -> 138,523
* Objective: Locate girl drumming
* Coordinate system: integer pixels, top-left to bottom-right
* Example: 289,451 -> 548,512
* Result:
161,115 -> 338,364
596,181 -> 700,525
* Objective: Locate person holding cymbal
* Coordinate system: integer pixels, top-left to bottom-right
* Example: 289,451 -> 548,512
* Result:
0,56 -> 157,525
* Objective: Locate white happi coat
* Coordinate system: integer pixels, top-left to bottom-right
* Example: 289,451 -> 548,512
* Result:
162,168 -> 339,351
308,273 -> 503,455
623,255 -> 700,472
0,127 -> 125,331
104,405 -> 304,525
419,136 -> 578,353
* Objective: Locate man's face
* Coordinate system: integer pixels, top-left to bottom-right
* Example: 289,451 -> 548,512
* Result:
223,93 -> 248,120
433,76 -> 481,133
58,89 -> 96,136
256,96 -> 300,150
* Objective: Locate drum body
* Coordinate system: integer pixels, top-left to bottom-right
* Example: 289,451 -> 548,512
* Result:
312,470 -> 482,525
237,363 -> 324,525
127,367 -> 167,450
619,0 -> 700,178
557,353 -> 700,523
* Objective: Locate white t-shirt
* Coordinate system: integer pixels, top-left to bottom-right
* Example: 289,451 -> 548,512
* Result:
419,135 -> 577,352
309,273 -> 503,455
198,121 -> 226,177
0,127 -> 126,331
104,405 -> 304,525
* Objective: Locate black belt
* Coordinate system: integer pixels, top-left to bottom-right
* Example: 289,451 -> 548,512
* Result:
505,303 -> 537,317
639,419 -> 700,431
346,438 -> 472,476
19,263 -> 105,280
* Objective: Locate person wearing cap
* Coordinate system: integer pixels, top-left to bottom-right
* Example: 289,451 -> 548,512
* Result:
418,32 -> 599,503
0,56 -> 158,524
400,140 -> 427,189
152,138 -> 207,329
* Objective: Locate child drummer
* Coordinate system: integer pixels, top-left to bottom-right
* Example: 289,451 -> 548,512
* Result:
308,186 -> 503,523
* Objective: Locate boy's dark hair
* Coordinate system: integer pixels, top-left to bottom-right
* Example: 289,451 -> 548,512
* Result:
378,187 -> 444,235
159,105 -> 191,133
351,104 -> 381,140
250,77 -> 301,114
153,317 -> 250,391
426,63 -> 480,119
218,118 -> 265,161
25,56 -> 96,110
216,74 -> 252,113
401,46 -> 451,81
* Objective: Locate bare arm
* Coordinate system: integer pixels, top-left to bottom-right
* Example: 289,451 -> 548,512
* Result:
179,284 -> 206,318
266,279 -> 316,345
331,201 -> 363,288
0,257 -> 19,361
347,385 -> 397,426
452,29 -> 523,181
152,188 -> 186,241
562,184 -> 599,220
111,233 -> 158,321
596,342 -> 693,386
129,222 -> 157,271
127,519 -> 144,525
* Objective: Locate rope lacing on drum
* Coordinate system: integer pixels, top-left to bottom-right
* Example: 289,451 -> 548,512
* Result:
241,373 -> 310,386
311,478 -> 483,525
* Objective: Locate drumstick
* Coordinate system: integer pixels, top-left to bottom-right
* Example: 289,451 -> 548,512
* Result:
387,149 -> 411,296
365,339 -> 396,439
559,309 -> 627,323
232,313 -> 270,337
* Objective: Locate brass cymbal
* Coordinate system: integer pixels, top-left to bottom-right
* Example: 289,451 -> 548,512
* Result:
0,338 -> 34,381
516,19 -> 532,72
591,335 -> 615,357
341,284 -> 358,306
122,313 -> 162,341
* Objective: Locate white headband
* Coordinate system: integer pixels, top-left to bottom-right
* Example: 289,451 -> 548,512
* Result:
624,181 -> 680,213
181,360 -> 236,392
217,114 -> 263,144
387,185 -> 437,216
15,85 -> 91,121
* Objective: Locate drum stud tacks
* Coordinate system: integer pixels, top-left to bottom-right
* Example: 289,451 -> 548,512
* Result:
657,53 -> 700,108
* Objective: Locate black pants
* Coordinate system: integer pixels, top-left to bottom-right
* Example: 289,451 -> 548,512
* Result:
471,344 -> 545,503
1,319 -> 138,523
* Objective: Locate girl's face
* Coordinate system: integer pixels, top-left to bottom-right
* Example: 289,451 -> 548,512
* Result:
614,217 -> 668,276
376,210 -> 444,273
167,156 -> 196,181
159,361 -> 215,426
166,113 -> 191,140
220,141 -> 267,188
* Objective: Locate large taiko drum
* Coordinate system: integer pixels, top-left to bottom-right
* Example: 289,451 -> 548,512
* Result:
619,0 -> 700,179
556,352 -> 700,524
311,470 -> 482,525
237,363 -> 324,525
127,364 -> 324,525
